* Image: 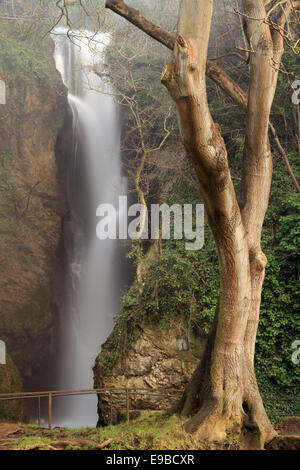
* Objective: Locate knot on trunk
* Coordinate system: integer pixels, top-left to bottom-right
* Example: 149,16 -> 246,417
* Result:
250,250 -> 267,272
177,35 -> 188,51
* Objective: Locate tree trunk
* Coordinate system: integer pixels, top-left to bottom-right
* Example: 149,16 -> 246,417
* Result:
161,0 -> 282,448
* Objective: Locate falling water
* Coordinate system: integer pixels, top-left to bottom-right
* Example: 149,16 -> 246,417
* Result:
52,28 -> 127,427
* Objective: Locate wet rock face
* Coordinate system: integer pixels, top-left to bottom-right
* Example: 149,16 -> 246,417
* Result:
0,37 -> 70,386
94,321 -> 206,426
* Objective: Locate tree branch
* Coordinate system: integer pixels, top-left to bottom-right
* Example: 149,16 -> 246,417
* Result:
106,0 -> 298,193
105,0 -> 175,49
269,122 -> 300,192
105,0 -> 248,112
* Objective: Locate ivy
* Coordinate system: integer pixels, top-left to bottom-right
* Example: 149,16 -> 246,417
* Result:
0,20 -> 51,87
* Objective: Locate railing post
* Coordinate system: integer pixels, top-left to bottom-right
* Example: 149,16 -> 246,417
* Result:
48,393 -> 52,430
37,396 -> 41,426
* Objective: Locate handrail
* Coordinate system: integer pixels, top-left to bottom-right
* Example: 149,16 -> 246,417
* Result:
0,387 -> 185,429
0,387 -> 298,430
1,387 -> 298,400
0,386 -> 184,399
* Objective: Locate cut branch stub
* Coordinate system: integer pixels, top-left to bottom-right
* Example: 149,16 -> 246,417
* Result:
177,35 -> 186,49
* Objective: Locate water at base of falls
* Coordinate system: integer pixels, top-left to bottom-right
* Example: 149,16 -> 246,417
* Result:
50,28 -> 128,428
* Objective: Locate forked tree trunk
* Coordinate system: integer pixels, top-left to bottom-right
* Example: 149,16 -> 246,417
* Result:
160,0 -> 284,448
105,0 -> 294,449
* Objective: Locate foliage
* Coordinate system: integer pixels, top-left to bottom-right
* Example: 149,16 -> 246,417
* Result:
0,354 -> 26,422
0,20 -> 51,87
98,182 -> 219,377
255,152 -> 300,398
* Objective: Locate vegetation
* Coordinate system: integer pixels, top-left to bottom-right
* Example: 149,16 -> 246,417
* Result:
0,414 -> 248,450
2,412 -> 298,450
0,355 -> 26,422
0,20 -> 51,87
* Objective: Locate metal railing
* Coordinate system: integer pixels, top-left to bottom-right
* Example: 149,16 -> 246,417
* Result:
0,388 -> 299,429
0,387 -> 181,429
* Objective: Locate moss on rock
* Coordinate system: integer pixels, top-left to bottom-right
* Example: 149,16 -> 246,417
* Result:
0,353 -> 26,423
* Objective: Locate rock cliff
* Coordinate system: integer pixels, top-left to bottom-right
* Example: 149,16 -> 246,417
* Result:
94,317 -> 205,425
0,25 -> 71,388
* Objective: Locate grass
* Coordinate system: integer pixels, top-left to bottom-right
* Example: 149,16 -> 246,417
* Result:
17,436 -> 51,450
90,413 -> 202,450
2,413 -> 297,450
1,413 -> 213,450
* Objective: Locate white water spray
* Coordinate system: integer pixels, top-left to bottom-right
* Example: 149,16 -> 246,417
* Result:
52,28 -> 127,427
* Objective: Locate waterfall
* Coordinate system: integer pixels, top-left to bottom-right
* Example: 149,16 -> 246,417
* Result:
52,28 -> 127,427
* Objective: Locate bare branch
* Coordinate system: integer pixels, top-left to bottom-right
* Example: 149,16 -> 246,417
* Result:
105,0 -> 249,112
106,0 -> 298,193
269,122 -> 300,192
105,0 -> 175,49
